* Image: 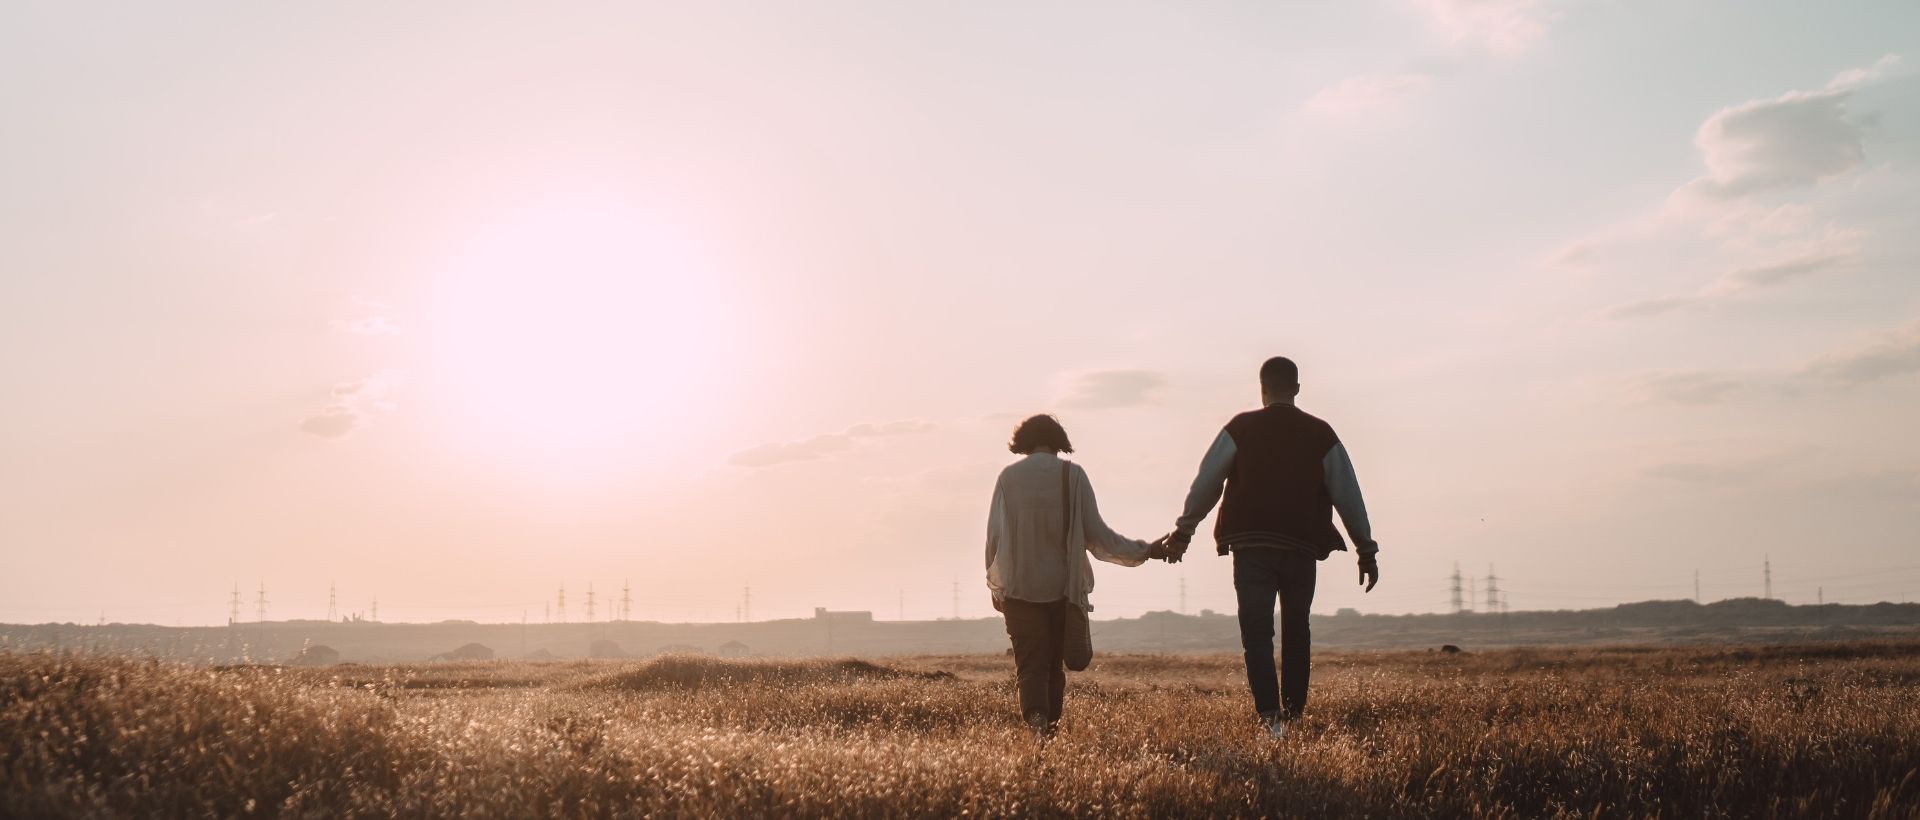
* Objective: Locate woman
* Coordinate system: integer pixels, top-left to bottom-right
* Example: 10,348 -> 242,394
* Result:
985,414 -> 1169,737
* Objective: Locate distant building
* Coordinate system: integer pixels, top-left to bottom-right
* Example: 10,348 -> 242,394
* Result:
813,607 -> 873,623
718,640 -> 749,658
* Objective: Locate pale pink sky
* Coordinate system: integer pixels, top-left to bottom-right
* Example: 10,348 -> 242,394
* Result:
3,1 -> 1918,625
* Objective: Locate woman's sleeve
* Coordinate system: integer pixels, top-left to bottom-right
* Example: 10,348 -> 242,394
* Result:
1075,466 -> 1151,567
985,474 -> 1004,572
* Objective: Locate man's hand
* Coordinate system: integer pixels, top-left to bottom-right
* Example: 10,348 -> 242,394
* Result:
1147,534 -> 1173,561
1358,558 -> 1379,592
1162,531 -> 1191,564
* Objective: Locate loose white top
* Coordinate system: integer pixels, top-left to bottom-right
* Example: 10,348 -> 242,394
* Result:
984,452 -> 1153,611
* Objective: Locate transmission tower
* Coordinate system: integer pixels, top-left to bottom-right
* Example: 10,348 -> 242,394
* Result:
1449,563 -> 1465,614
1179,576 -> 1188,615
1764,555 -> 1773,600
370,597 -> 378,622
586,583 -> 596,622
1694,570 -> 1701,603
327,582 -> 338,622
228,583 -> 241,626
743,585 -> 751,622
620,579 -> 632,622
557,583 -> 567,624
952,580 -> 960,620
1485,566 -> 1501,615
255,582 -> 268,623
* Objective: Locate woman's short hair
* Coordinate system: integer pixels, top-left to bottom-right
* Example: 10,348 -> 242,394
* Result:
1008,414 -> 1074,455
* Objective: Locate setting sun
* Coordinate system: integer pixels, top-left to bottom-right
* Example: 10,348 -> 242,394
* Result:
419,202 -> 739,465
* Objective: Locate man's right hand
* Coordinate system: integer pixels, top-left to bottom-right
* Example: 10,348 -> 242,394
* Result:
1162,531 -> 1191,564
1358,558 -> 1379,592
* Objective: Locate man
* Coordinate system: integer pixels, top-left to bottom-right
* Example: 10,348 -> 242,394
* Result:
1162,356 -> 1378,740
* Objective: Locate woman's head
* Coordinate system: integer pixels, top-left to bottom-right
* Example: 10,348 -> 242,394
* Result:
1008,414 -> 1074,455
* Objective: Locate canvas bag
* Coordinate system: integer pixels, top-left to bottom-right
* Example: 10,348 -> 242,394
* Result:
1061,461 -> 1094,672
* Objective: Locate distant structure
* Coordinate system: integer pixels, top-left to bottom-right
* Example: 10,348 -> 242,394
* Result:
1695,569 -> 1702,603
434,642 -> 494,662
327,582 -> 338,622
228,583 -> 241,626
1179,576 -> 1187,615
370,597 -> 378,622
814,607 -> 873,623
1765,555 -> 1774,600
718,640 -> 749,658
620,580 -> 632,622
557,583 -> 567,624
586,583 -> 596,622
255,582 -> 268,623
1485,566 -> 1503,614
589,639 -> 629,659
1450,564 -> 1465,614
743,585 -> 752,622
292,644 -> 340,667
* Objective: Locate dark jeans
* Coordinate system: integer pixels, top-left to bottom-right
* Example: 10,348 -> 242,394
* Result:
1001,598 -> 1067,727
1233,548 -> 1317,720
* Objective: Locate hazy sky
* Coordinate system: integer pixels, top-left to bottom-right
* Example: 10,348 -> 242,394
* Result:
4,1 -> 1918,626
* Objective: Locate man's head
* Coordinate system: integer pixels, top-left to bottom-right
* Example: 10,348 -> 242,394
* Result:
1259,356 -> 1300,405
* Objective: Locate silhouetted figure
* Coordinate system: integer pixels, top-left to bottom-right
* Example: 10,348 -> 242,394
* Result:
986,414 -> 1171,738
1163,357 -> 1379,740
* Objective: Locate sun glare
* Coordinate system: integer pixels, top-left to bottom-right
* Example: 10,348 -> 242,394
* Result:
422,202 -> 737,467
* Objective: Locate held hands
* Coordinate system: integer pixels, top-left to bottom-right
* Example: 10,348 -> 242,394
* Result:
1149,531 -> 1191,564
1358,557 -> 1380,592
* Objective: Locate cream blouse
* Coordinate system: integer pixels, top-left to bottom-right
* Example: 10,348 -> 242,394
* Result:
984,452 -> 1153,612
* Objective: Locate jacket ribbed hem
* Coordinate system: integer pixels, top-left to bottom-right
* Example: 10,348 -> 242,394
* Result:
1214,530 -> 1345,560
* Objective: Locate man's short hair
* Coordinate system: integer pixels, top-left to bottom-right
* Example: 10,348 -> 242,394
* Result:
1008,414 -> 1074,455
1259,356 -> 1299,393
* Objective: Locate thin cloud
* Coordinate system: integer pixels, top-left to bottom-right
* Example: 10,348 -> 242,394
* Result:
728,419 -> 938,468
1639,371 -> 1743,406
1602,248 -> 1854,321
1413,0 -> 1554,55
1721,251 -> 1849,289
846,419 -> 938,437
299,406 -> 364,439
1603,296 -> 1702,321
1305,71 -> 1434,117
727,434 -> 856,468
300,369 -> 407,439
1055,369 -> 1166,410
1803,320 -> 1920,385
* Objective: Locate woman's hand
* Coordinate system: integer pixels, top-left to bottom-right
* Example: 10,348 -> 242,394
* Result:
1147,533 -> 1174,561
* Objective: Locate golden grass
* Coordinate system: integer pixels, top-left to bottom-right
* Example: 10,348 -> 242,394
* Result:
3,642 -> 1917,818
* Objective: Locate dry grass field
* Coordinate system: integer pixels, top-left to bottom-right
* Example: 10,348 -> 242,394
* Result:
3,641 -> 1918,818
